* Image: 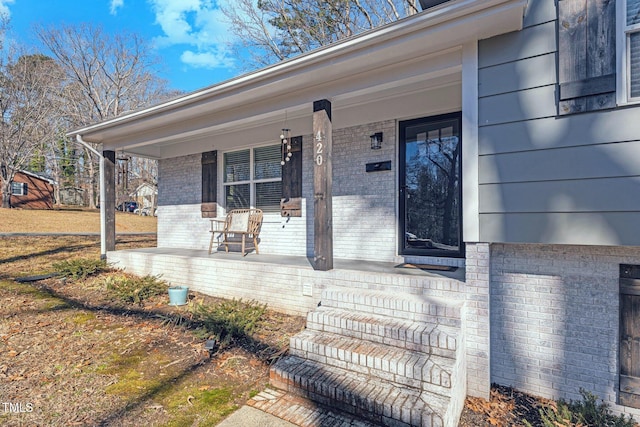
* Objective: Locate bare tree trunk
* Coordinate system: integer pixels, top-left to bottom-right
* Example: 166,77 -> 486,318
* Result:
1,182 -> 11,208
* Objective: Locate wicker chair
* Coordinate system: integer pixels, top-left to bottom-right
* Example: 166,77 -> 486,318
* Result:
220,208 -> 263,256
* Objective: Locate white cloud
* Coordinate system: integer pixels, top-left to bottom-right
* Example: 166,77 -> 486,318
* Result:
0,0 -> 15,18
110,0 -> 124,15
181,49 -> 233,69
148,0 -> 235,70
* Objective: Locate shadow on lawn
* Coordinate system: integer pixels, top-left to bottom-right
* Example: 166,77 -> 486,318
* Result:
11,280 -> 284,426
0,236 -> 156,280
0,240 -> 100,270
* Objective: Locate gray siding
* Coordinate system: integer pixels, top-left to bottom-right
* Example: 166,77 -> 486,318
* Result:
477,0 -> 640,246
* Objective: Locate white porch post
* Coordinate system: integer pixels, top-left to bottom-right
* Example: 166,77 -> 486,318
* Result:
76,135 -> 110,258
462,41 -> 479,242
462,40 -> 492,401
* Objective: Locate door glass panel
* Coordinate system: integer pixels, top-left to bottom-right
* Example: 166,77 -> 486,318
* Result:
401,115 -> 461,256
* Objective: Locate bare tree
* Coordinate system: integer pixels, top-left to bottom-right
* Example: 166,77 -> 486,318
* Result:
0,53 -> 60,208
222,0 -> 419,69
35,23 -> 174,208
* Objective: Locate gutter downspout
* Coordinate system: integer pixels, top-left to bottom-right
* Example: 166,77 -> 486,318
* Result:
76,135 -> 107,259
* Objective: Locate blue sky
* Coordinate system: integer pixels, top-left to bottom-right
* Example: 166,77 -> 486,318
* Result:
0,0 -> 242,92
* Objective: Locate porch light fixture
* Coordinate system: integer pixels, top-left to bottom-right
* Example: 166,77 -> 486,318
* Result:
280,128 -> 292,165
370,132 -> 383,150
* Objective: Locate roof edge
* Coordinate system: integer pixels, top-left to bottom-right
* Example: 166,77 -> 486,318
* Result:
67,0 -> 525,139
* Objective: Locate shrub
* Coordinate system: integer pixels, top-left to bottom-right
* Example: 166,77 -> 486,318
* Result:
190,299 -> 267,348
105,274 -> 167,305
530,389 -> 637,427
53,258 -> 109,280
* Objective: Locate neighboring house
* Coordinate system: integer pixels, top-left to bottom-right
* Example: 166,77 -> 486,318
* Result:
68,0 -> 640,425
1,170 -> 56,209
58,186 -> 85,206
129,182 -> 157,211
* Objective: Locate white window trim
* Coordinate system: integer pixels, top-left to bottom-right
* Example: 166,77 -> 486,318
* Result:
221,144 -> 281,210
11,182 -> 26,196
617,0 -> 640,105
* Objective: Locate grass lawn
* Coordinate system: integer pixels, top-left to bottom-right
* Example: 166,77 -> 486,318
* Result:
0,208 -> 157,233
0,235 -> 305,426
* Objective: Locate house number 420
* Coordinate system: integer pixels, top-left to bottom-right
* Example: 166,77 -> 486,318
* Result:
315,131 -> 324,166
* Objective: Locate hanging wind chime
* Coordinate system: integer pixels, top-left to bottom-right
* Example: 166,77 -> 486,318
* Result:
280,128 -> 292,166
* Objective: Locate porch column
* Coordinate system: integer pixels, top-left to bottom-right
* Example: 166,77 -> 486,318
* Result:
312,99 -> 333,271
103,150 -> 116,253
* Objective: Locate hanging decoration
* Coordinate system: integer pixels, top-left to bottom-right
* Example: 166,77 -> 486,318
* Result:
280,128 -> 292,166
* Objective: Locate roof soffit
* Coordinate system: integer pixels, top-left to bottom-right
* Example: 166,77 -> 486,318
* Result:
72,0 -> 526,148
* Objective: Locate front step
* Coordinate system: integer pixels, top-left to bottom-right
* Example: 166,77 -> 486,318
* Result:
269,288 -> 465,427
290,329 -> 456,395
271,356 -> 451,427
307,309 -> 458,358
320,289 -> 462,327
248,387 -> 380,427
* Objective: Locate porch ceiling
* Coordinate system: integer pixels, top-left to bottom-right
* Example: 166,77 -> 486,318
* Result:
68,0 -> 525,159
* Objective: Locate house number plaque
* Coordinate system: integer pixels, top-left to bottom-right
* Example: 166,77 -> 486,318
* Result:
315,131 -> 324,166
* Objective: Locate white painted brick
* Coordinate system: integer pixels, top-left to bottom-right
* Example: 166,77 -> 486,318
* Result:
489,242 -> 640,420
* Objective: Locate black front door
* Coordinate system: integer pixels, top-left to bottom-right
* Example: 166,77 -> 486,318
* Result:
399,112 -> 463,257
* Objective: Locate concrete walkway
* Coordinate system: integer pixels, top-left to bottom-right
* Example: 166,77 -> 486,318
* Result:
217,389 -> 377,427
217,406 -> 298,427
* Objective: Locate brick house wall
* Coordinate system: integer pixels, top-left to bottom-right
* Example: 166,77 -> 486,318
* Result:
157,120 -> 399,261
1,171 -> 55,209
489,243 -> 640,418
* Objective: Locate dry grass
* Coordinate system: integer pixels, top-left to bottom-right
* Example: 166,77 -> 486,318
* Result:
0,208 -> 156,233
0,236 -> 306,426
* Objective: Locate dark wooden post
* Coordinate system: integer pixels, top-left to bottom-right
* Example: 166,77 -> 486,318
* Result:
312,99 -> 333,271
103,150 -> 116,252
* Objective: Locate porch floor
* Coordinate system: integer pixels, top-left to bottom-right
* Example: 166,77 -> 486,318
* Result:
114,246 -> 466,282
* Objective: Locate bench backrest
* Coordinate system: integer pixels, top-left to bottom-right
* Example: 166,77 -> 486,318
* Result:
224,208 -> 263,235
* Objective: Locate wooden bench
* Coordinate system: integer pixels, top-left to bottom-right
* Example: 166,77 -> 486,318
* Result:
209,208 -> 263,256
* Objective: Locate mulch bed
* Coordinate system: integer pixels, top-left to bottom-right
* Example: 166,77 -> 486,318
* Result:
460,385 -> 552,426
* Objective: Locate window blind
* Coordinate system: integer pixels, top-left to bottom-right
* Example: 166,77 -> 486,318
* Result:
631,32 -> 640,98
224,150 -> 250,183
628,0 -> 640,25
256,181 -> 282,212
254,145 -> 281,180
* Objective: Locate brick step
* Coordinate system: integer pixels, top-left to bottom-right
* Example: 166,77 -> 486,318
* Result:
290,329 -> 457,395
306,308 -> 458,357
248,388 -> 379,427
271,355 -> 454,427
320,289 -> 462,327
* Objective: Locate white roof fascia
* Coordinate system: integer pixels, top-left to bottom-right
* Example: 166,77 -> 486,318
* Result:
18,170 -> 57,185
69,0 -> 525,142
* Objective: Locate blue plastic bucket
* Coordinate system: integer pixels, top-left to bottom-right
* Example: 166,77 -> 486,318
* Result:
168,286 -> 188,306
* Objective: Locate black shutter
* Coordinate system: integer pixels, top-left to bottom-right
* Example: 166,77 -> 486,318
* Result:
620,265 -> 640,408
22,183 -> 27,195
281,136 -> 303,217
558,0 -> 616,115
201,151 -> 217,218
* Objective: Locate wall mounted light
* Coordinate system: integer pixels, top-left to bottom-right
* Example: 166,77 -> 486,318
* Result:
370,132 -> 383,150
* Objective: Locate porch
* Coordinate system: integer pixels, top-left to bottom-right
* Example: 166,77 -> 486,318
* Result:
107,247 -> 466,316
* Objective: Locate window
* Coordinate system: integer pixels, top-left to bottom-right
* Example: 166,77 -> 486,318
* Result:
10,182 -> 27,196
223,145 -> 282,212
619,0 -> 640,104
